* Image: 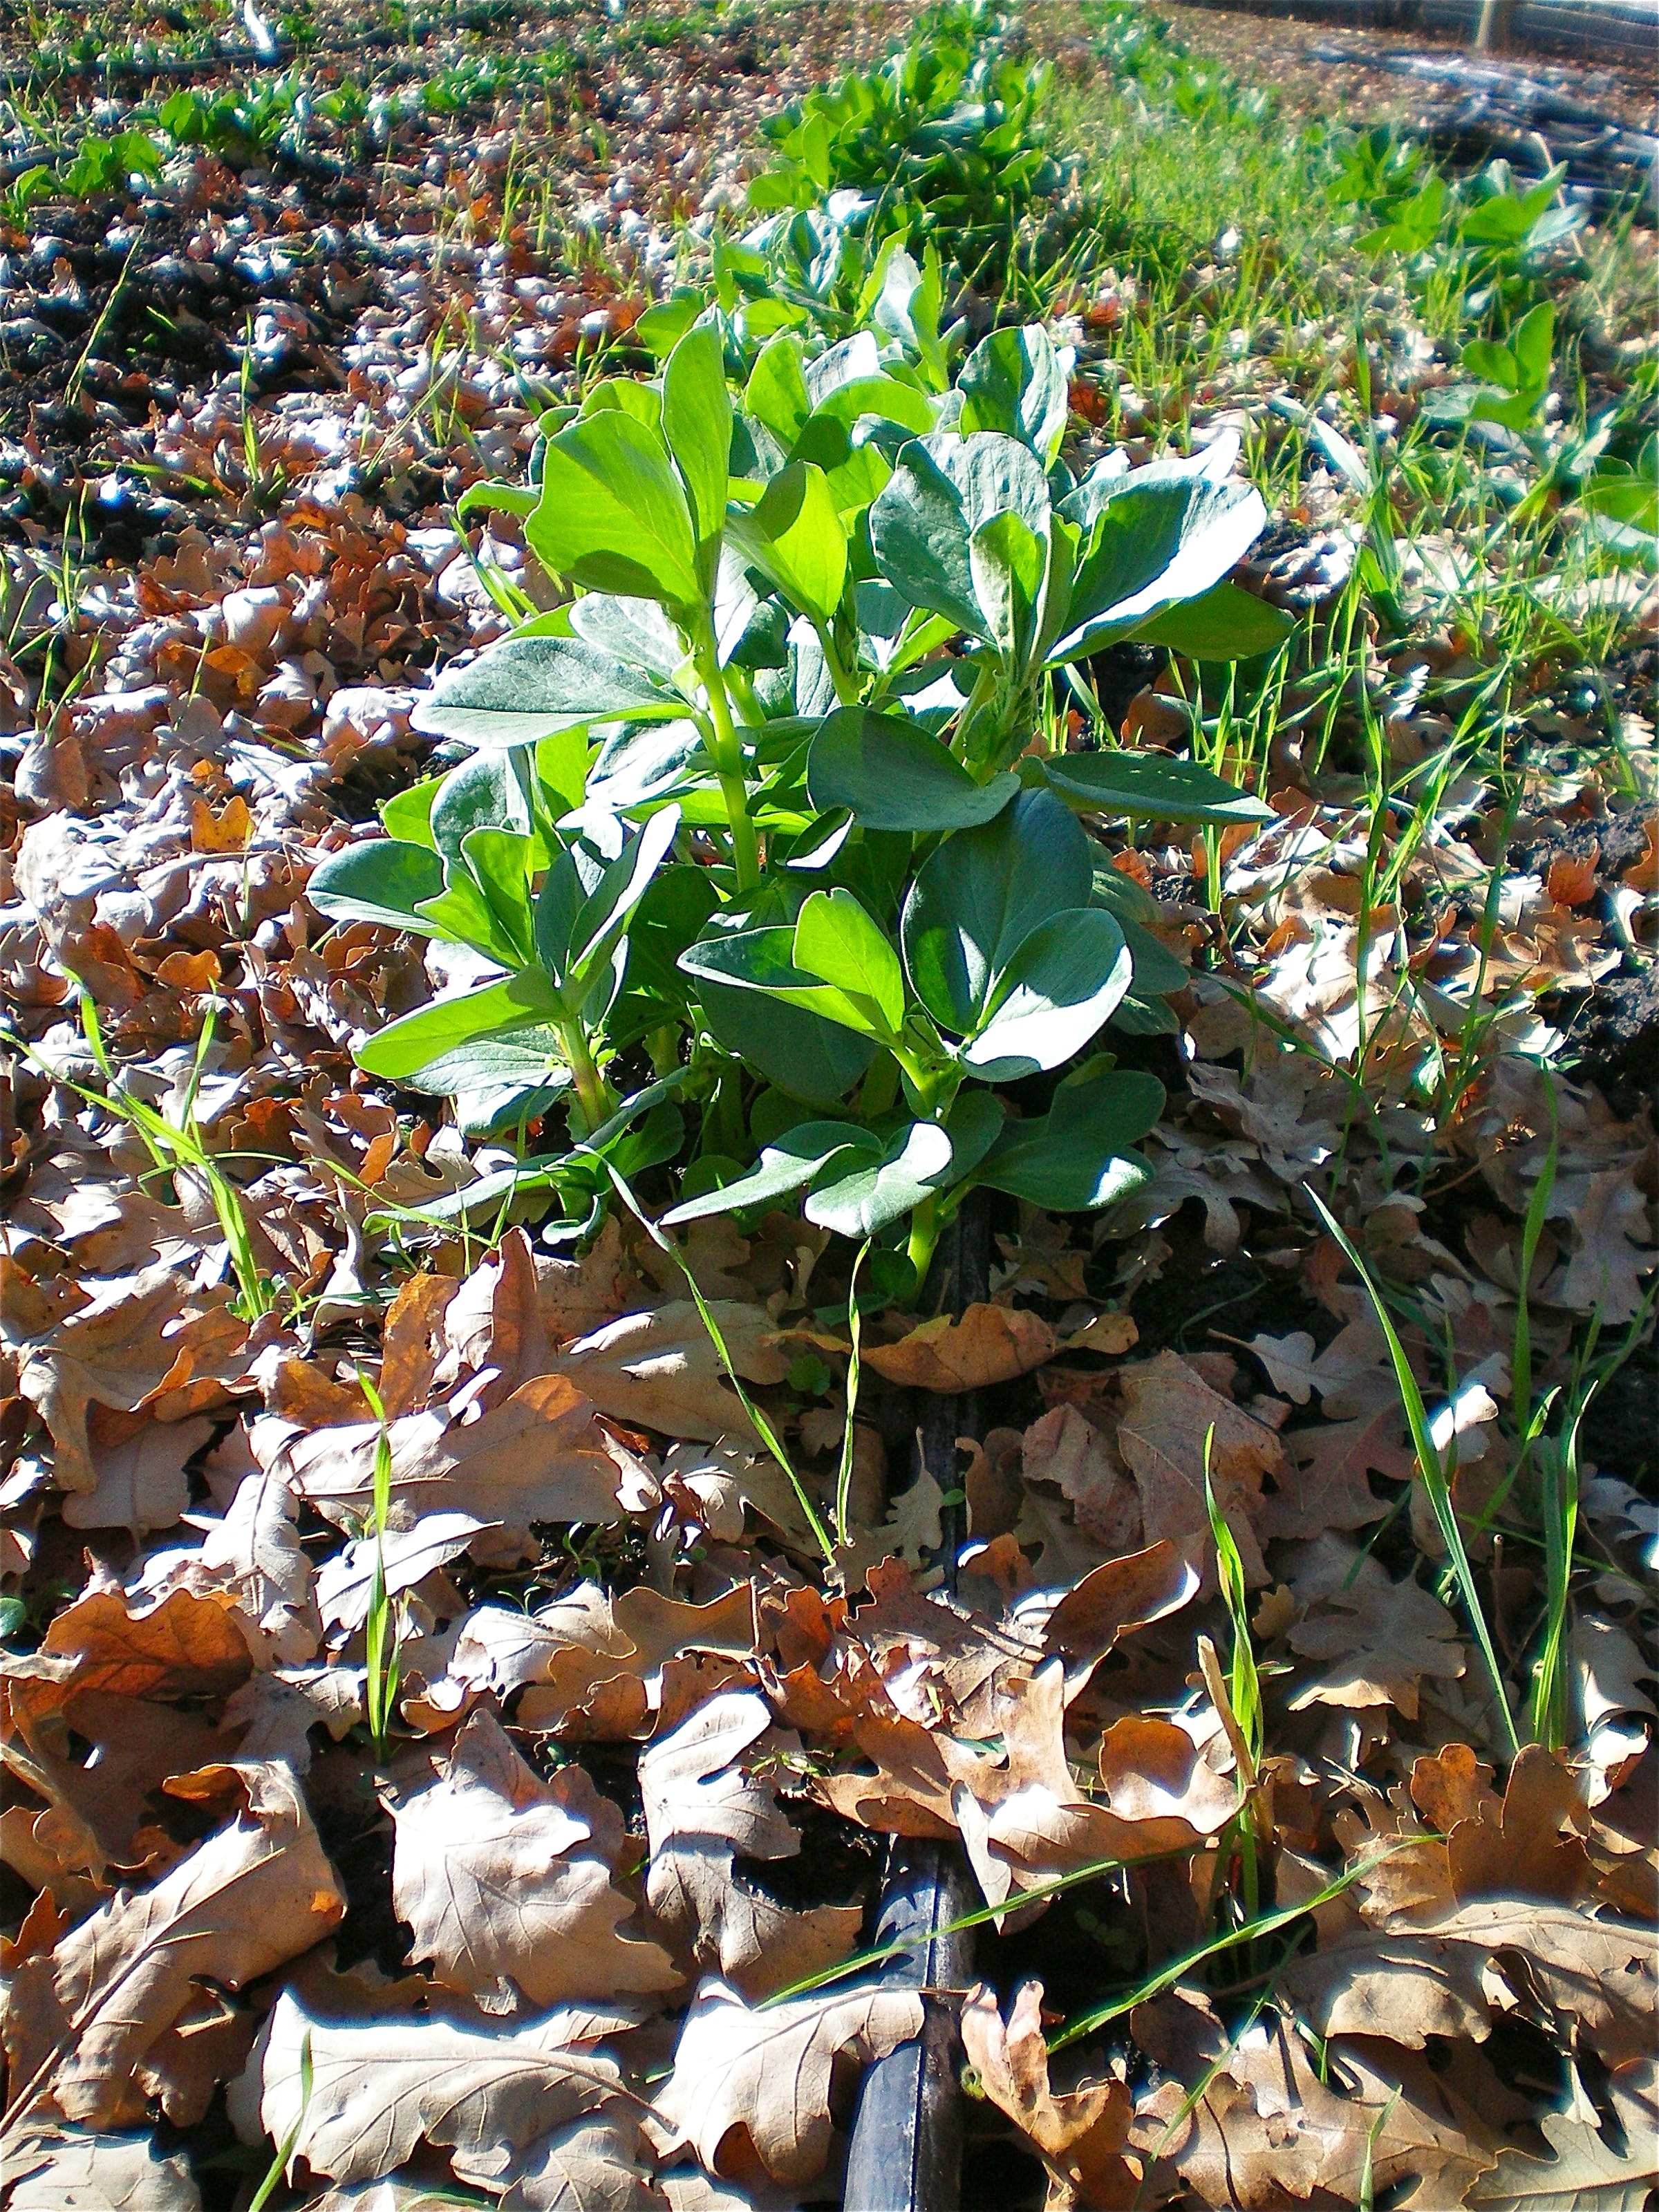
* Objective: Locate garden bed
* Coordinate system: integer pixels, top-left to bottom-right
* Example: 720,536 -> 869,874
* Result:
1,3 -> 1655,2209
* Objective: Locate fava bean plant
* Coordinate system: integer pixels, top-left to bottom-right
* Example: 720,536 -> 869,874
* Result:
310,289 -> 1288,1295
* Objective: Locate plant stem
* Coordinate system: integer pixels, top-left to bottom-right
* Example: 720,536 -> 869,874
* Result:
558,1020 -> 613,1136
906,1194 -> 941,1287
693,632 -> 761,892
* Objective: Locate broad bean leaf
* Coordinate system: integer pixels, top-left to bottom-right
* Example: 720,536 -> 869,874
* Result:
957,325 -> 1068,462
976,1069 -> 1164,1210
662,321 -> 733,552
308,841 -> 449,933
807,707 -> 1018,832
959,908 -> 1132,1079
409,635 -> 682,750
662,1121 -> 879,1226
527,410 -> 702,610
805,1119 -> 955,1237
727,461 -> 848,624
870,430 -> 1050,644
1050,456 -> 1266,664
355,970 -> 565,1082
695,974 -> 877,1106
678,925 -> 891,1042
429,752 -> 533,862
900,789 -> 1091,1034
1134,579 -> 1294,660
793,888 -> 906,1035
1039,751 -> 1273,826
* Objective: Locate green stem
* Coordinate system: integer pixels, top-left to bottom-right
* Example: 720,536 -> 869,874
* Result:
812,617 -> 862,706
693,632 -> 761,892
558,1021 -> 613,1137
906,1194 -> 941,1288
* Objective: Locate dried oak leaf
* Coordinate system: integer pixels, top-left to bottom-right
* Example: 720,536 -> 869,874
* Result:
6,2127 -> 202,2211
1464,2056 -> 1658,2207
261,1373 -> 628,1554
422,1581 -> 757,1741
862,1304 -> 1056,1393
3,1261 -> 190,1494
245,1987 -> 643,2188
960,1979 -> 1139,2209
387,1707 -> 677,2009
1113,1353 -> 1280,1586
177,1465 -> 322,1665
61,1415 -> 214,1537
554,1300 -> 791,1440
3,1684 -> 227,1880
11,1577 -> 253,1718
1022,1404 -> 1141,1555
1130,1988 -> 1499,2209
496,2113 -> 663,2212
1412,1899 -> 1658,2067
1284,1537 -> 1464,1719
643,1976 -> 924,2188
4,1761 -> 344,2131
640,1690 -> 859,2003
1255,1404 -> 1410,1541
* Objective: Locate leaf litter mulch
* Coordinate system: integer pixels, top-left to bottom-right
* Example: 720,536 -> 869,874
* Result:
1,3 -> 1657,2209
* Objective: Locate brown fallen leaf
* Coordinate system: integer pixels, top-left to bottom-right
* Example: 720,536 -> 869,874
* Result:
7,2127 -> 203,2211
4,1684 -> 227,1879
639,1690 -> 802,1864
496,2112 -> 663,2212
1022,1404 -> 1141,1555
554,1300 -> 791,1439
961,1978 -> 1141,2209
423,1582 -> 758,1741
1039,1539 -> 1201,1693
1464,2056 -> 1658,2207
1130,1987 -> 1500,2208
61,1415 -> 214,1537
386,1707 -> 677,2009
1285,1537 -> 1465,1719
639,1690 -> 861,2002
3,1761 -> 344,2133
262,1373 -> 630,1555
1113,1352 -> 1280,1586
643,1976 -> 924,2188
863,1303 -> 1056,1392
1409,1899 -> 1658,2067
1255,1405 -> 1409,1540
176,1465 -> 322,1665
10,1577 -> 252,1718
3,1262 -> 191,1494
244,1988 -> 644,2188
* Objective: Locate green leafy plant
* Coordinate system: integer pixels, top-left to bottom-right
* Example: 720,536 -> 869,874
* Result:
746,0 -> 1071,292
310,310 -> 1282,1293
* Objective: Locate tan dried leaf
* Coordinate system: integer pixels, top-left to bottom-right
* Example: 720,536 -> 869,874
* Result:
961,1979 -> 1139,2208
7,2128 -> 202,2211
554,1301 -> 790,1440
863,1304 -> 1056,1393
643,1976 -> 923,2188
183,1466 -> 321,1664
498,2114 -> 664,2212
4,1762 -> 344,2130
3,1262 -> 187,1494
1465,2057 -> 1658,2209
1130,1988 -> 1499,2209
387,1707 -> 676,2009
1114,1353 -> 1280,1586
62,1416 -> 213,1537
266,1374 -> 626,1548
1286,1541 -> 1465,1718
250,1987 -> 642,2187
639,1690 -> 800,1864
